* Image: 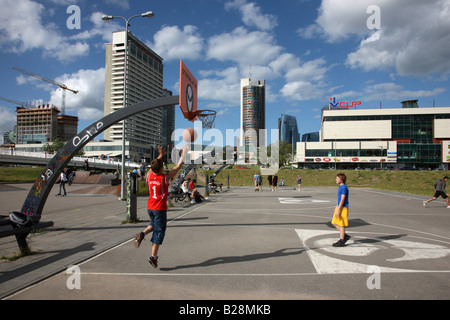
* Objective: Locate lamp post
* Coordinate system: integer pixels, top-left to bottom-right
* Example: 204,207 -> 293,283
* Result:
291,128 -> 294,169
102,11 -> 154,200
379,145 -> 384,169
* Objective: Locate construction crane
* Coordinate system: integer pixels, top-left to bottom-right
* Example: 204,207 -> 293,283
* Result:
12,66 -> 78,115
0,96 -> 32,108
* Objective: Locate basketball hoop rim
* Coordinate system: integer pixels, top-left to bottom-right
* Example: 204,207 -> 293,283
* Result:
186,109 -> 217,129
186,109 -> 216,121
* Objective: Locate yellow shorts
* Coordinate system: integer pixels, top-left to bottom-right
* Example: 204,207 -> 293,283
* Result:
332,207 -> 349,227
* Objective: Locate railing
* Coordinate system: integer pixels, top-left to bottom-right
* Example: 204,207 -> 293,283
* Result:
0,149 -> 141,168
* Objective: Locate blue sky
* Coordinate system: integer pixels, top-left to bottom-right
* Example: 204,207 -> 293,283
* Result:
1,0 -> 449,145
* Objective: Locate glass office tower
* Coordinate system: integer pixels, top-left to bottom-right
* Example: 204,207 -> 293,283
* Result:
279,114 -> 300,149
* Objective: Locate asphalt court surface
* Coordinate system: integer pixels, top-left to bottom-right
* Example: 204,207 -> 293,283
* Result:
5,186 -> 450,300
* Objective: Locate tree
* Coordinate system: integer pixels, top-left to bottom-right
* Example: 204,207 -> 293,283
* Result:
278,140 -> 293,167
266,140 -> 293,167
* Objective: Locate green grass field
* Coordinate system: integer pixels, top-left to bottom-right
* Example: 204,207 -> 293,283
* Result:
1,167 -> 449,197
203,167 -> 450,197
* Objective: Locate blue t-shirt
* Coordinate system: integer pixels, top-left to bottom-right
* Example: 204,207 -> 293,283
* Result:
338,184 -> 349,207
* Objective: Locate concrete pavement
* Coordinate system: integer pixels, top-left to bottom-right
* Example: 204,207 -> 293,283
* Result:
1,182 -> 450,300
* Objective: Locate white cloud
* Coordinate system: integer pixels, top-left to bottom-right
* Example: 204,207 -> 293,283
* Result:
278,57 -> 330,102
297,24 -> 323,40
281,81 -> 327,101
305,0 -> 450,77
198,67 -> 241,104
285,58 -> 328,83
269,53 -> 301,75
333,82 -> 446,104
0,0 -> 89,63
225,0 -> 278,31
71,12 -> 122,43
206,27 -> 282,66
362,83 -> 446,102
148,25 -> 204,61
48,68 -> 105,121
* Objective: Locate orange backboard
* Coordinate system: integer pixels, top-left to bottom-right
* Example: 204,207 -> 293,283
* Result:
179,60 -> 198,121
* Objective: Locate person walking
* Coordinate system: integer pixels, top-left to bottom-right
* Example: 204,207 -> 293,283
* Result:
139,163 -> 146,181
57,170 -> 68,196
424,176 -> 450,208
272,173 -> 278,192
332,173 -> 351,247
134,145 -> 188,268
254,172 -> 260,191
68,170 -> 76,186
297,175 -> 302,191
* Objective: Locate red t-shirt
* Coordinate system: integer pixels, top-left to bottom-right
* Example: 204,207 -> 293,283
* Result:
146,172 -> 168,211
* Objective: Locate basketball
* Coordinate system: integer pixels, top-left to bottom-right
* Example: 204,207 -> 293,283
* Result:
182,128 -> 197,143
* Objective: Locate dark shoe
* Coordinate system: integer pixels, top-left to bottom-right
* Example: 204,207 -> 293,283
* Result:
148,256 -> 158,268
134,232 -> 145,248
333,239 -> 346,247
344,233 -> 351,243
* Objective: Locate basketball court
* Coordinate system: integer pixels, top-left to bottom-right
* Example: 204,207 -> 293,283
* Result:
7,185 -> 450,300
3,62 -> 450,304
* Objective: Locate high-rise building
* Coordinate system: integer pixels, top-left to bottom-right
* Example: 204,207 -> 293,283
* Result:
15,105 -> 79,145
278,114 -> 300,149
103,30 -> 165,161
16,105 -> 60,144
240,78 -> 265,147
57,115 -> 79,141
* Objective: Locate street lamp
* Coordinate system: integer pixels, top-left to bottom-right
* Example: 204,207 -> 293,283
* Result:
102,11 -> 155,200
379,145 -> 384,169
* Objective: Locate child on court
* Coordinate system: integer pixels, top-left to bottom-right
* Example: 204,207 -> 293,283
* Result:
134,144 -> 188,268
332,173 -> 351,247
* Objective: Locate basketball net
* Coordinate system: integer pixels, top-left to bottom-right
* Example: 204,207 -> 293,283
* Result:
187,109 -> 217,129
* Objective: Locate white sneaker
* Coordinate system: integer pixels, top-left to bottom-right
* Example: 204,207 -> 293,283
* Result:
191,199 -> 195,204
423,201 -> 427,207
447,206 -> 450,209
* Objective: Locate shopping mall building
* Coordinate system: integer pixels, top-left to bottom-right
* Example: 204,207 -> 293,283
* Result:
296,100 -> 450,169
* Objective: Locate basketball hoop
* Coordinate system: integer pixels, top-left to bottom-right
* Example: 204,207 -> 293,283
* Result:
187,109 -> 217,129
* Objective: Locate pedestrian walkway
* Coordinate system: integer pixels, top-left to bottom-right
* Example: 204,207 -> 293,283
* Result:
0,183 -> 150,298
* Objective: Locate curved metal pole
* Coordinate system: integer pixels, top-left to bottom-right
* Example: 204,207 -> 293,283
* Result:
20,95 -> 179,218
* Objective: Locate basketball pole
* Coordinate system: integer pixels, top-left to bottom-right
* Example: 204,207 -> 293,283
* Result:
20,95 -> 180,220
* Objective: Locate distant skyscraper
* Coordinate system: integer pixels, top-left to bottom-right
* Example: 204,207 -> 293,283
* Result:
104,30 -> 164,161
278,114 -> 300,149
240,78 -> 265,147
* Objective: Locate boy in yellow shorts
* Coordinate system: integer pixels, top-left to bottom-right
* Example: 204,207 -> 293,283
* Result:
332,173 -> 350,247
